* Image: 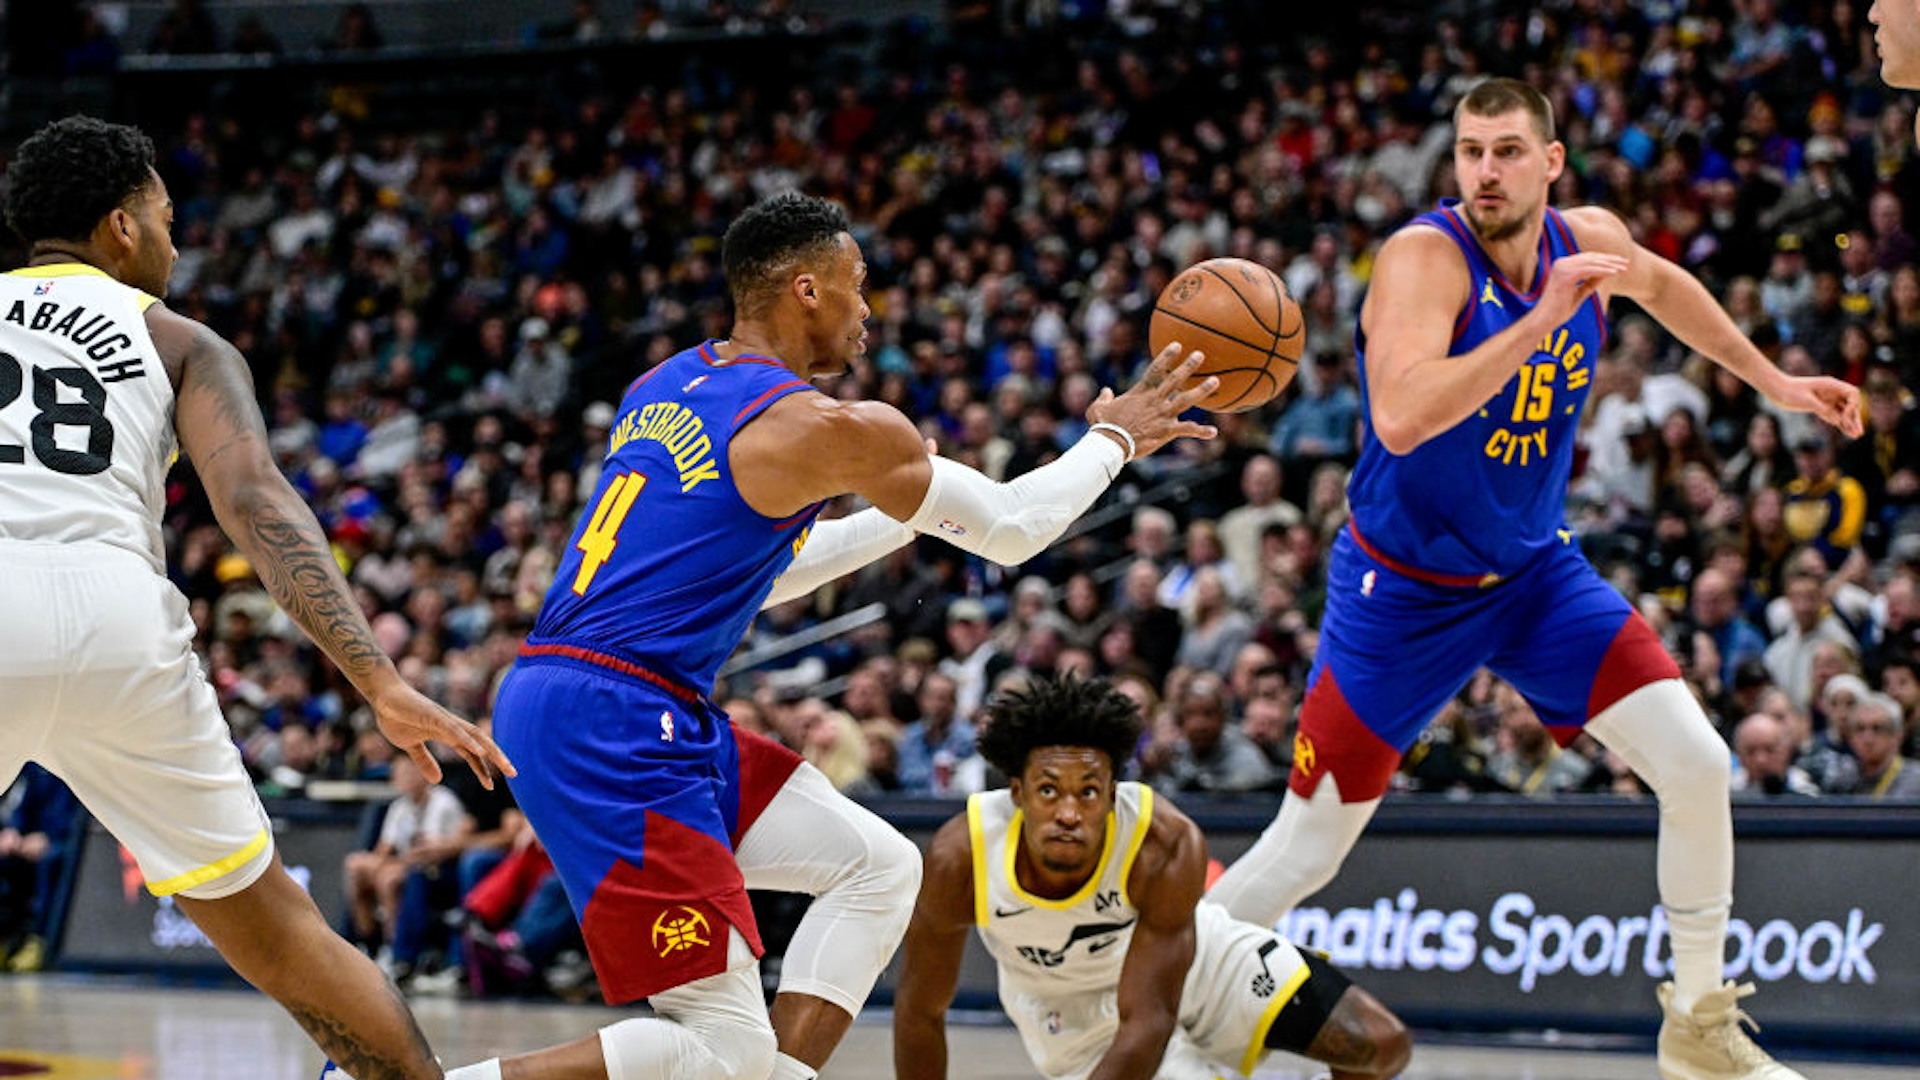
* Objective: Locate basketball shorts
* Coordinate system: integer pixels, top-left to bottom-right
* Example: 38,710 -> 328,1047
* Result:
1295,528 -> 1679,801
492,650 -> 801,1004
0,540 -> 273,900
1004,902 -> 1331,1080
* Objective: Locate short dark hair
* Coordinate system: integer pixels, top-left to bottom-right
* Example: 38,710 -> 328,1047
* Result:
6,116 -> 156,246
977,675 -> 1143,779
721,192 -> 850,318
1455,77 -> 1556,145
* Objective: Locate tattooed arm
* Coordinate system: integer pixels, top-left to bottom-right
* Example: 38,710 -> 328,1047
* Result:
152,305 -> 513,786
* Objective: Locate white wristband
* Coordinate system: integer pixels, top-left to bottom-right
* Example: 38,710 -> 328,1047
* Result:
1088,422 -> 1136,462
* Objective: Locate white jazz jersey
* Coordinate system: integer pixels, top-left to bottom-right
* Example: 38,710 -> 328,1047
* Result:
968,782 -> 1318,1080
0,264 -> 174,572
0,264 -> 272,902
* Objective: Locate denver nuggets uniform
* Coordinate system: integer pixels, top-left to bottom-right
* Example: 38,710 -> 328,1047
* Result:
0,265 -> 274,900
970,783 -> 1321,1079
493,341 -> 820,1004
1297,201 -> 1679,801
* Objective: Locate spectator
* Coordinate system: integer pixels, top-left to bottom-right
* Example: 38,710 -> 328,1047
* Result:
343,756 -> 468,980
1763,566 -> 1861,711
1837,693 -> 1920,798
896,672 -> 973,795
1148,673 -> 1276,796
937,597 -> 1011,718
1268,352 -> 1361,465
1730,712 -> 1822,798
1783,429 -> 1866,570
1485,682 -> 1593,796
1688,566 -> 1770,691
1216,454 -> 1302,589
0,766 -> 81,973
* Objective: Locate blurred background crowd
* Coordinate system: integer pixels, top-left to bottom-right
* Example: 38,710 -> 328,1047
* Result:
5,0 -> 1920,996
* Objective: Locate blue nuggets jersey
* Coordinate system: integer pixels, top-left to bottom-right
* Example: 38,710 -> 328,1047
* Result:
1347,200 -> 1606,580
528,342 -> 824,694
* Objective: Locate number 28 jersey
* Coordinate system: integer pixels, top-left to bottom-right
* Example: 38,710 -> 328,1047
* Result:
0,265 -> 174,572
529,343 -> 825,695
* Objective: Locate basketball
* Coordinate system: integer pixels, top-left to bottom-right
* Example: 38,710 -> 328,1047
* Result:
1148,257 -> 1303,413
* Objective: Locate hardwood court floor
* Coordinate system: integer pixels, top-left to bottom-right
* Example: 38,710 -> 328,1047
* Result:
0,976 -> 1914,1079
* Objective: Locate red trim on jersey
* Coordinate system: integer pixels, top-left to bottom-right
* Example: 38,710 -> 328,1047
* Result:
729,724 -> 804,847
581,811 -> 763,1005
623,359 -> 671,399
732,379 -> 811,426
1543,209 -> 1609,353
1586,611 -> 1681,723
516,642 -> 702,706
1347,520 -> 1504,589
1291,669 -> 1403,802
1442,204 -> 1551,301
699,340 -> 791,369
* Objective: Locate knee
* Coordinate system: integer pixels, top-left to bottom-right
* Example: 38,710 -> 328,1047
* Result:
869,827 -> 922,898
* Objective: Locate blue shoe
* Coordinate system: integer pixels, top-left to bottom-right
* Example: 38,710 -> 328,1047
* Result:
318,1062 -> 354,1080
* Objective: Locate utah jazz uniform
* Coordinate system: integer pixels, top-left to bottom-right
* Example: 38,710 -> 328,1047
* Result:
493,342 -> 821,1004
0,264 -> 275,901
970,783 -> 1335,1079
1297,201 -> 1679,801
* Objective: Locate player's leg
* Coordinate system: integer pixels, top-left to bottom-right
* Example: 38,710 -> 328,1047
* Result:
450,930 -> 775,1080
1180,905 -> 1410,1080
175,853 -> 444,1080
43,560 -> 443,1078
1209,533 -> 1493,927
470,661 -> 773,1080
1495,547 -> 1801,1080
730,727 -> 921,1076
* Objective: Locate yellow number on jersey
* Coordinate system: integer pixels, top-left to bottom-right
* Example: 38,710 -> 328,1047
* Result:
572,471 -> 648,596
1509,362 -> 1556,424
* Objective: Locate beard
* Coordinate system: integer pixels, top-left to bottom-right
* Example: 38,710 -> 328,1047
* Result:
1462,196 -> 1532,243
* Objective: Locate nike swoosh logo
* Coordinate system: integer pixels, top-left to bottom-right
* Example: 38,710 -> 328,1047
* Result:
994,905 -> 1032,918
1086,937 -> 1119,954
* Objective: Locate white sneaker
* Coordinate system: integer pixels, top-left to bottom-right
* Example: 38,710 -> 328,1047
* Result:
1657,981 -> 1807,1080
317,1062 -> 353,1080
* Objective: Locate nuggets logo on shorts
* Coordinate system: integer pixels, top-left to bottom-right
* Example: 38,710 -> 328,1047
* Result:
1292,732 -> 1316,778
650,905 -> 713,957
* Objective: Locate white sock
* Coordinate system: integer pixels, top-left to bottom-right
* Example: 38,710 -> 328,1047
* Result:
1586,680 -> 1734,1016
770,1052 -> 818,1080
444,1061 -> 503,1080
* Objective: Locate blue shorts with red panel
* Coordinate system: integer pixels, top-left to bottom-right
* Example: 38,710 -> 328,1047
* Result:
492,646 -> 800,1005
1295,525 -> 1679,803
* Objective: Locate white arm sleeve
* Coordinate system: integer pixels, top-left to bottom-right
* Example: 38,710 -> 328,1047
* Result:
904,431 -> 1126,566
761,507 -> 916,609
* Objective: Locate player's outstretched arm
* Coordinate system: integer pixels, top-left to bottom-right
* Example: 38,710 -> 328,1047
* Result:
892,815 -> 975,1080
738,343 -> 1216,570
155,306 -> 515,788
1567,206 -> 1862,438
1363,225 -> 1627,454
1090,805 -> 1207,1080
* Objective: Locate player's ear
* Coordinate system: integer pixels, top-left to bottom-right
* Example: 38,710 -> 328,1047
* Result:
794,271 -> 818,306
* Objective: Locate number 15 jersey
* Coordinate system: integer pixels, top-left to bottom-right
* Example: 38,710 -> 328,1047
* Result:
529,342 -> 826,695
0,265 -> 173,572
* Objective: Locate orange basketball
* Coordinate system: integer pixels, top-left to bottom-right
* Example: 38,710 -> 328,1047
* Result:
1148,257 -> 1303,413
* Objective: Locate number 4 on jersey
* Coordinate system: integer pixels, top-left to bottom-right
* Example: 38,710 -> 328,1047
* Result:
571,470 -> 647,596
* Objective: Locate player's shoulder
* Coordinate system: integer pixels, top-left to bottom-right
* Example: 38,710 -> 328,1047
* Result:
923,809 -> 978,883
1375,221 -> 1471,281
1560,205 -> 1634,254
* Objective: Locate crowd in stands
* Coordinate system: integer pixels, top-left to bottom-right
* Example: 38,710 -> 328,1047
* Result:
9,0 -> 1920,995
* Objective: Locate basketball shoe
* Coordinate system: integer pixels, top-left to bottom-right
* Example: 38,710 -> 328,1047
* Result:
1657,981 -> 1807,1080
315,1063 -> 351,1080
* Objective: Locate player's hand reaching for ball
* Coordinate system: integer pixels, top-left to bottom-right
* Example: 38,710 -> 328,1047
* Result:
1087,342 -> 1221,460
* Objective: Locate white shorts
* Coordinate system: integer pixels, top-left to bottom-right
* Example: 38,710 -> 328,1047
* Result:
0,540 -> 273,900
1004,902 -> 1313,1080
